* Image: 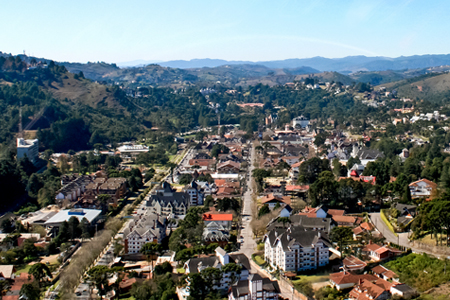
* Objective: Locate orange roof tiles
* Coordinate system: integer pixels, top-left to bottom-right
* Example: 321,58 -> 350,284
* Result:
202,213 -> 233,222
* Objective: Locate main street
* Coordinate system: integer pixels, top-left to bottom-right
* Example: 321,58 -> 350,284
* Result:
239,143 -> 301,300
240,143 -> 257,259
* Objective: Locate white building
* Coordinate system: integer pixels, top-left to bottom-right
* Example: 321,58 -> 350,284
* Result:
264,226 -> 330,272
117,144 -> 149,161
292,116 -> 309,129
17,138 -> 39,164
178,247 -> 251,299
408,179 -> 437,198
123,213 -> 166,254
182,181 -> 204,206
229,274 -> 280,300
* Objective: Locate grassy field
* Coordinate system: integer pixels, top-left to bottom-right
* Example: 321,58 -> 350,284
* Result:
417,233 -> 447,246
291,274 -> 330,284
253,255 -> 266,266
15,263 -> 32,275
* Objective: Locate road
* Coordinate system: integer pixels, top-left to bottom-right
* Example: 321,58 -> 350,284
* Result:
370,212 -> 433,255
239,143 -> 299,300
240,143 -> 257,259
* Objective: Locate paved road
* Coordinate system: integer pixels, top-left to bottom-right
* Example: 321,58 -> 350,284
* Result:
239,143 -> 297,299
370,213 -> 429,255
240,144 -> 257,260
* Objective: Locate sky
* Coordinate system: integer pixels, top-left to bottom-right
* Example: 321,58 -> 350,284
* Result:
1,0 -> 449,64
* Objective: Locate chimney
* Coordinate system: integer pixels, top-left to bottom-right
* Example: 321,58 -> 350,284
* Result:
369,240 -> 372,245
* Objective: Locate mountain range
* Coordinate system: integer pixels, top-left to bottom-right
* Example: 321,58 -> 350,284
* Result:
142,54 -> 450,73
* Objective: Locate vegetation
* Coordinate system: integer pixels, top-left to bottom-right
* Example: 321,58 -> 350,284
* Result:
385,253 -> 450,292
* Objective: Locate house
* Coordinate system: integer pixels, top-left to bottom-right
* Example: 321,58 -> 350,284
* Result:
279,205 -> 293,218
372,265 -> 399,282
217,161 -> 241,174
390,284 -> 417,299
284,185 -> 309,197
202,222 -> 230,247
408,179 -> 437,198
331,215 -> 358,227
229,274 -> 280,300
117,144 -> 149,161
260,194 -> 291,209
3,272 -> 33,300
55,175 -> 94,206
348,279 -> 391,300
299,206 -> 327,218
264,226 -> 330,272
202,211 -> 233,229
280,156 -> 300,166
329,272 -> 378,290
188,158 -> 216,169
353,222 -> 375,240
123,213 -> 167,254
0,265 -> 16,280
362,242 -> 402,262
343,255 -> 367,272
146,182 -> 189,217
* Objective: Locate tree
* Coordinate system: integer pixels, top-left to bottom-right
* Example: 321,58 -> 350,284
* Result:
88,266 -> 111,298
330,226 -> 353,256
309,171 -> 339,207
401,185 -> 412,204
27,173 -> 43,198
68,216 -> 81,241
154,261 -> 173,275
1,219 -> 13,234
140,242 -> 163,277
20,282 -> 40,300
29,263 -> 52,287
298,157 -> 330,184
258,204 -> 270,217
131,282 -> 153,300
179,174 -> 193,185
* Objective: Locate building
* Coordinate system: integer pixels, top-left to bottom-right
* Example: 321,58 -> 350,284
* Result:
342,255 -> 367,272
44,208 -> 102,228
329,272 -> 378,290
202,211 -> 233,229
229,274 -> 280,300
292,116 -> 310,129
182,181 -> 204,206
362,242 -> 402,262
348,279 -> 391,300
264,226 -> 330,272
117,144 -> 149,161
409,178 -> 437,198
146,182 -> 189,217
217,161 -> 241,174
202,222 -> 230,247
55,175 -> 94,206
260,194 -> 291,209
179,247 -> 250,299
123,213 -> 167,254
16,138 -> 39,164
372,265 -> 399,282
268,215 -> 334,235
390,284 -> 417,299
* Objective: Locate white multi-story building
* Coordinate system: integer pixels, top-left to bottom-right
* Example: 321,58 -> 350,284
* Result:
264,226 -> 330,272
178,247 -> 251,299
182,180 -> 204,206
17,138 -> 39,164
292,116 -> 309,129
123,213 -> 166,254
229,274 -> 280,300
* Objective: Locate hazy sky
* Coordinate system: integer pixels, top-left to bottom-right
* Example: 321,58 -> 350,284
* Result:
1,0 -> 449,63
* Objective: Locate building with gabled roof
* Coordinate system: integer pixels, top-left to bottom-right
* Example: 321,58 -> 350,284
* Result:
329,272 -> 378,290
229,273 -> 281,300
264,225 -> 331,272
146,182 -> 189,217
348,279 -> 391,300
343,255 -> 367,272
123,213 -> 166,254
260,193 -> 291,209
408,178 -> 437,198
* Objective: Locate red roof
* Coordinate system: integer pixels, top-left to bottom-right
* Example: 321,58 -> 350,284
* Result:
285,185 -> 309,191
350,170 -> 359,177
360,222 -> 374,231
329,272 -> 377,285
327,209 -> 345,216
261,193 -> 291,205
202,213 -> 233,222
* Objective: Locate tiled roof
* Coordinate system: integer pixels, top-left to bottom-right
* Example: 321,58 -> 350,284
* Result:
329,272 -> 377,285
202,213 -> 233,222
